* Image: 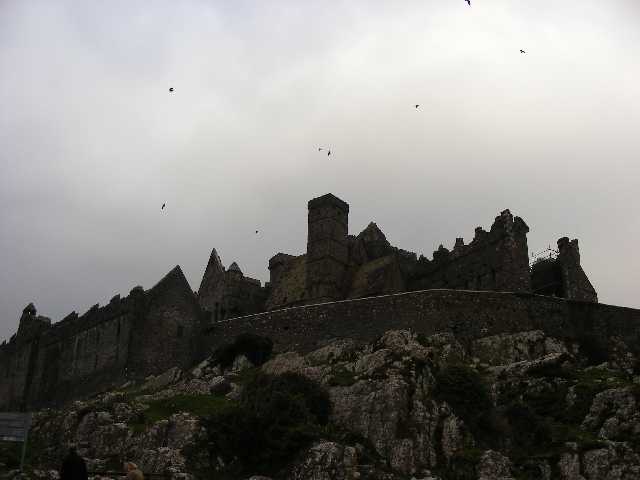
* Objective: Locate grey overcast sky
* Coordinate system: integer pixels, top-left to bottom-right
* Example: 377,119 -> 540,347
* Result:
1,0 -> 639,341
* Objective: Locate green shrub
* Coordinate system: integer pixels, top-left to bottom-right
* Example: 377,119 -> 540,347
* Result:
327,366 -> 357,387
502,404 -> 553,456
0,442 -> 22,469
447,448 -> 483,480
434,365 -> 492,429
524,383 -> 568,420
241,371 -> 330,426
200,372 -> 330,476
528,363 -> 576,380
416,333 -> 429,347
578,335 -> 608,366
212,333 -> 273,369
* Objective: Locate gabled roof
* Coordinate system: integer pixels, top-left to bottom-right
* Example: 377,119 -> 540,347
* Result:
198,248 -> 226,294
357,222 -> 388,243
228,262 -> 243,274
148,265 -> 193,297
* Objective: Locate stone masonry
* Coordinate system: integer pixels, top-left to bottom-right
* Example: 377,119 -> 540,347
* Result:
0,193 -> 608,410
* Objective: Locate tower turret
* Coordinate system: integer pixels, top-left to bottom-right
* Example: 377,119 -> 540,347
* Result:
305,193 -> 349,303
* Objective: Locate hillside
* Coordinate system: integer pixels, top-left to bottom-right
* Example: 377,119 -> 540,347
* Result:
2,327 -> 639,480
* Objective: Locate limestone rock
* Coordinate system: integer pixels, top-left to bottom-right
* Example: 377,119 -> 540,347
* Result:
228,354 -> 253,373
471,330 -> 567,366
14,329 -> 640,480
477,450 -> 514,480
289,442 -> 359,480
141,367 -> 182,392
582,388 -> 640,441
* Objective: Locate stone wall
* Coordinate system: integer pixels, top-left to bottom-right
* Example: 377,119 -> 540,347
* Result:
0,297 -> 140,410
0,266 -> 204,410
407,210 -> 531,293
197,249 -> 268,321
557,237 -> 598,302
202,289 -> 640,359
129,266 -> 205,377
265,198 -> 543,311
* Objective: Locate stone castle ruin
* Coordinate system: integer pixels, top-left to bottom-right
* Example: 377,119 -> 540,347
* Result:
199,193 -> 597,318
0,193 -> 625,411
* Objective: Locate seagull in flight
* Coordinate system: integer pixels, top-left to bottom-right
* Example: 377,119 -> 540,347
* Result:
161,203 -> 166,210
520,49 -> 526,54
415,104 -> 420,109
169,87 -> 174,92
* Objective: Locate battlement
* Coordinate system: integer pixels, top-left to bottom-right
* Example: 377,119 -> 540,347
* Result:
532,237 -> 597,302
0,193 -> 602,411
400,209 -> 531,293
0,264 -> 203,410
415,210 -> 529,267
307,193 -> 350,212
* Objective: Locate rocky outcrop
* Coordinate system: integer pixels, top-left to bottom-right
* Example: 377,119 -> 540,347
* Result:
8,328 -> 640,480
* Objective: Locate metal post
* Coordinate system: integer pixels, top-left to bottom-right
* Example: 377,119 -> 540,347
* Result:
19,435 -> 28,473
19,415 -> 30,473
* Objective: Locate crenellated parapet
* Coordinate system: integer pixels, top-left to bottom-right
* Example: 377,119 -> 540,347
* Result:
0,265 -> 204,410
1,193 -> 601,411
531,237 -> 598,302
407,209 -> 531,293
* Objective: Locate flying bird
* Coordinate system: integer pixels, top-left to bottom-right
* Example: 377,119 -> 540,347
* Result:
465,0 -> 470,5
520,49 -> 526,54
161,203 -> 166,210
415,104 -> 420,109
255,230 -> 259,234
327,150 -> 331,157
169,87 -> 174,92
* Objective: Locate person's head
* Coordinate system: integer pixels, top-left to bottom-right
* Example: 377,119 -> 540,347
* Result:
124,462 -> 138,472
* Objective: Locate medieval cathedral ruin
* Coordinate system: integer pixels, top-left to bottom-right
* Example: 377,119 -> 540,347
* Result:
0,193 -> 604,410
199,193 -> 597,319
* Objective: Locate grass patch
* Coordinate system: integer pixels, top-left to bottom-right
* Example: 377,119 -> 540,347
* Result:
327,366 -> 358,387
0,441 -> 23,470
0,435 -> 47,471
129,394 -> 233,433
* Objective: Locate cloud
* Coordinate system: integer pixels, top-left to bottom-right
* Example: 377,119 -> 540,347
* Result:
1,0 -> 639,340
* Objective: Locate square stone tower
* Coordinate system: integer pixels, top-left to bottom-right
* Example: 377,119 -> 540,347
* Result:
305,193 -> 349,303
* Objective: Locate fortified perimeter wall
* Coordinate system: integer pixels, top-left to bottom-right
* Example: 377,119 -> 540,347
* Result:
203,289 -> 640,360
0,266 -> 204,410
